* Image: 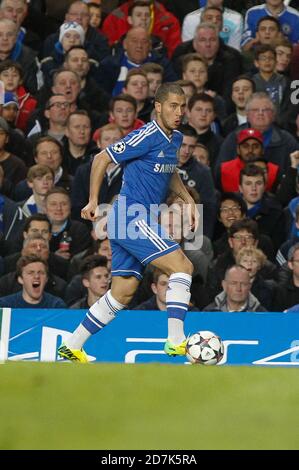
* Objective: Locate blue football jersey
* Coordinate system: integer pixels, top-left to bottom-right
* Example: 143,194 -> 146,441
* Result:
242,5 -> 299,46
106,120 -> 183,207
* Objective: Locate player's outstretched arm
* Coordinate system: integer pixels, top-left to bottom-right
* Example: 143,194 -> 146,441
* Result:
169,170 -> 199,232
81,150 -> 112,221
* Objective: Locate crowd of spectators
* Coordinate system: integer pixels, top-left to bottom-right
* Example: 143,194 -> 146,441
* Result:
1,0 -> 299,312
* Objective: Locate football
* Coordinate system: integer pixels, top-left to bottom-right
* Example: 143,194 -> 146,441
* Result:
186,331 -> 224,365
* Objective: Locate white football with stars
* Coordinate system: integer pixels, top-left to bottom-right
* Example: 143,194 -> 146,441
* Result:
186,330 -> 224,365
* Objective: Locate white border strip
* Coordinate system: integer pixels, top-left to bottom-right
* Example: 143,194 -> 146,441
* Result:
0,308 -> 11,362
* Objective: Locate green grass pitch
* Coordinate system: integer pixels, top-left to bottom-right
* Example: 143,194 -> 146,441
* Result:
0,362 -> 299,450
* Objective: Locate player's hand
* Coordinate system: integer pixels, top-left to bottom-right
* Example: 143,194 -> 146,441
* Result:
81,200 -> 98,221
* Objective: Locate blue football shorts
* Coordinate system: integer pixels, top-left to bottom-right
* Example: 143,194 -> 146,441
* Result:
107,197 -> 179,279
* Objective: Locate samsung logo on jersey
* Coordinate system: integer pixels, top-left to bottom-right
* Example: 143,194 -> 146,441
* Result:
154,163 -> 177,173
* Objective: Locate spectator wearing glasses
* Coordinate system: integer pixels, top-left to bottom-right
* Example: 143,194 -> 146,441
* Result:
31,69 -> 102,136
217,92 -> 299,175
205,218 -> 276,304
252,44 -> 288,110
27,93 -> 71,148
214,191 -> 275,260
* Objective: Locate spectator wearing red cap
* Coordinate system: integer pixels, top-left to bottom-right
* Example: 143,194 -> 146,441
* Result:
217,92 -> 299,176
218,127 -> 280,192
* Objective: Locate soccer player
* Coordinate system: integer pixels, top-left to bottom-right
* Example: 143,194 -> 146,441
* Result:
58,83 -> 198,363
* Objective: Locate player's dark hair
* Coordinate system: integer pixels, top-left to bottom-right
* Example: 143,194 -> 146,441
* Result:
16,255 -> 49,277
228,218 -> 259,240
80,255 -> 108,279
23,214 -> 52,233
155,82 -> 184,104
